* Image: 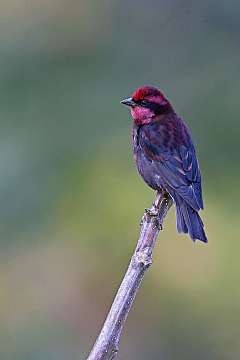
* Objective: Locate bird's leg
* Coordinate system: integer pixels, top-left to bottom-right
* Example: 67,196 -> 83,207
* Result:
140,213 -> 160,229
145,207 -> 162,230
145,204 -> 159,217
141,191 -> 165,230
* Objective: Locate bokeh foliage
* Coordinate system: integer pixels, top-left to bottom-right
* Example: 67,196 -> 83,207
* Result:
1,0 -> 240,359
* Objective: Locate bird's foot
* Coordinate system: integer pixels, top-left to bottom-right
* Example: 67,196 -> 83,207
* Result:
140,207 -> 163,230
145,206 -> 158,217
140,207 -> 156,226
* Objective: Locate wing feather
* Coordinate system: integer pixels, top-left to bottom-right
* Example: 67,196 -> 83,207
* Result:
139,122 -> 203,211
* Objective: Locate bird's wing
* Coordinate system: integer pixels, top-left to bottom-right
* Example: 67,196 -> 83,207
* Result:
139,123 -> 203,211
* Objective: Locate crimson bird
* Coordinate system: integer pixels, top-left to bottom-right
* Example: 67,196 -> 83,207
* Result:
121,86 -> 207,243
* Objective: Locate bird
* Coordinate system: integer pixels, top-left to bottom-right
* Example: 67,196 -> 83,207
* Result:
121,85 -> 207,243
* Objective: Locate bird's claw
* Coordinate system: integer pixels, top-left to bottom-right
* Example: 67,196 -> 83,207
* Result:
145,207 -> 158,217
140,208 -> 163,230
140,208 -> 156,226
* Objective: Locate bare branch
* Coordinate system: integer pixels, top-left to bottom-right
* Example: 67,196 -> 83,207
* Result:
87,191 -> 173,360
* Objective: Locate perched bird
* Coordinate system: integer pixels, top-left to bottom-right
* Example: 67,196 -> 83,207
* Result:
121,86 -> 207,243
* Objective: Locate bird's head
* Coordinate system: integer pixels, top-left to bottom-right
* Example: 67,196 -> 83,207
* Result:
121,86 -> 172,125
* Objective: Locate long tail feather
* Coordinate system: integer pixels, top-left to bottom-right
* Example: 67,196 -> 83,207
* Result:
175,199 -> 207,243
166,186 -> 207,243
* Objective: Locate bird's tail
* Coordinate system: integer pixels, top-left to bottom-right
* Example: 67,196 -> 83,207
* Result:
175,199 -> 207,243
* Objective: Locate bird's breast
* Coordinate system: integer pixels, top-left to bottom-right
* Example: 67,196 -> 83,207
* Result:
132,124 -> 162,191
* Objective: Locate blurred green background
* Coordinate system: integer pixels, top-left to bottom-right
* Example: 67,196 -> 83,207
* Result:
1,0 -> 240,359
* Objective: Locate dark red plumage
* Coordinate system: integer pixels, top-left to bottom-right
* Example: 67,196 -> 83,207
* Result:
121,86 -> 207,243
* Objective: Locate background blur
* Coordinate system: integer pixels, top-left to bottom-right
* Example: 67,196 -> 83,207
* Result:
1,1 -> 240,359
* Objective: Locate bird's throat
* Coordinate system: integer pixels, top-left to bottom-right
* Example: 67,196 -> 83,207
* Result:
131,107 -> 154,125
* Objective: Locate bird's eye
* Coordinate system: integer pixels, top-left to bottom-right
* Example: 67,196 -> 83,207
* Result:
141,100 -> 148,106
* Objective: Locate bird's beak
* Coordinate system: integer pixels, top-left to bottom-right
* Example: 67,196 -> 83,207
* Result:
120,97 -> 136,108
